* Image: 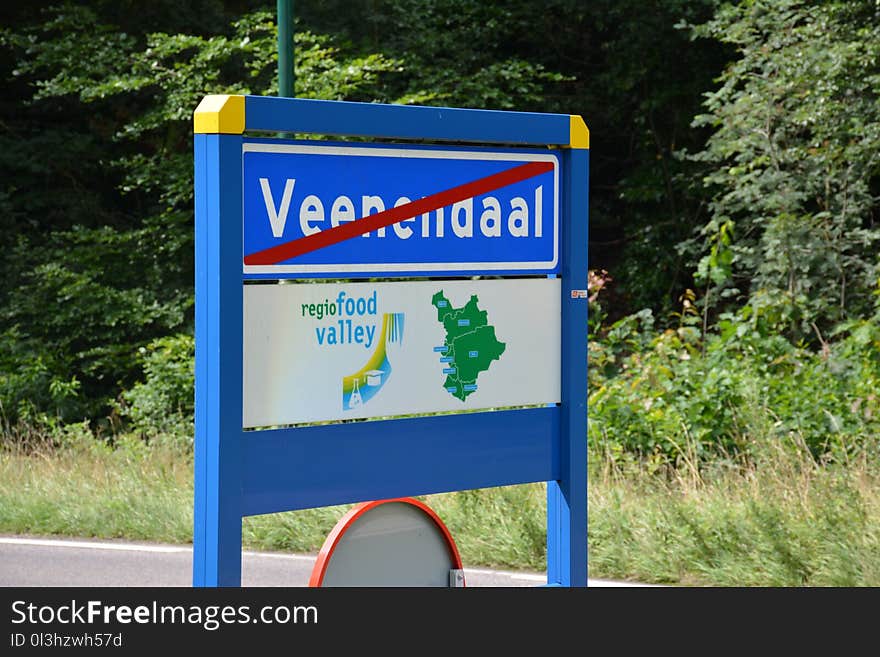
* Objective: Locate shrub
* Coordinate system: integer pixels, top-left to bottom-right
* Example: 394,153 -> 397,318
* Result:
589,297 -> 880,464
118,333 -> 194,445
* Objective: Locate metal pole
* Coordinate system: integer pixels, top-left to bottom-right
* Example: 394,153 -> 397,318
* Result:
277,0 -> 294,97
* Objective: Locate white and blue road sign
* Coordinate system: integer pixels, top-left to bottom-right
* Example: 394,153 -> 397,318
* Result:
242,142 -> 559,277
194,94 -> 588,588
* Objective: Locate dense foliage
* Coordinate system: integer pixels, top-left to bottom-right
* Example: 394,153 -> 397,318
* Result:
1,1 -> 877,464
588,0 -> 880,464
690,0 -> 880,338
588,295 -> 880,463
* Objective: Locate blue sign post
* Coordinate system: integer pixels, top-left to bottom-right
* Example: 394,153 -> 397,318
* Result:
193,94 -> 589,586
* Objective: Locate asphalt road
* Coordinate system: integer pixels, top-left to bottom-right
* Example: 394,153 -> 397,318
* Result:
0,536 -> 643,587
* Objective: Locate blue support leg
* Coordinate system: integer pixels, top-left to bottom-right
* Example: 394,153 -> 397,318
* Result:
193,132 -> 244,586
547,146 -> 589,587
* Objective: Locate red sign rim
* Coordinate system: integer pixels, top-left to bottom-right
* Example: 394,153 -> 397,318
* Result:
308,497 -> 465,587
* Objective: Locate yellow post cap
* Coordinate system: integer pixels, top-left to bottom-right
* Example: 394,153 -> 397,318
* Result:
569,115 -> 589,149
194,95 -> 245,134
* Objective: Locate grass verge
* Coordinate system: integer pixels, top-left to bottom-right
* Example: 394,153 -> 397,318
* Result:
589,438 -> 880,586
0,430 -> 546,571
2,427 -> 879,584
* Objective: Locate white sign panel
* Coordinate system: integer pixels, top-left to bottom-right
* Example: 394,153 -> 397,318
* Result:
243,278 -> 561,428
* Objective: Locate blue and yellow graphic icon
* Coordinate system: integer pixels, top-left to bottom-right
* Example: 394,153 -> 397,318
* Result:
342,313 -> 405,410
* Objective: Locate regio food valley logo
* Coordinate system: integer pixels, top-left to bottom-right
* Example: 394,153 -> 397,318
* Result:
342,311 -> 405,410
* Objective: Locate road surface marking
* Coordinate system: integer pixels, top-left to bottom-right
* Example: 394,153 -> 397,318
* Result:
0,537 -> 188,553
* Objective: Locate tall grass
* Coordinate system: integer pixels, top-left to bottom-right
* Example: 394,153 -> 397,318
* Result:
3,421 -> 880,583
589,435 -> 880,586
425,485 -> 546,571
0,423 -> 546,570
0,426 -> 194,543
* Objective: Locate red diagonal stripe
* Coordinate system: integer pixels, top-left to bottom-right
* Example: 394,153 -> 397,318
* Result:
243,160 -> 553,266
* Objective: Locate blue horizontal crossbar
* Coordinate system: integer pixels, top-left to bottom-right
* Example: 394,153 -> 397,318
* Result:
244,95 -> 571,145
240,406 -> 559,516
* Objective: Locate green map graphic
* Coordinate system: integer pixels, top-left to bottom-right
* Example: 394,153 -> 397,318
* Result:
431,291 -> 506,401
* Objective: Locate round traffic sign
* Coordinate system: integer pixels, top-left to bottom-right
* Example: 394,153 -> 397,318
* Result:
309,498 -> 464,587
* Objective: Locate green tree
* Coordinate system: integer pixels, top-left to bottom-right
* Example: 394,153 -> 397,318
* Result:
300,0 -> 728,314
1,1 -> 587,428
690,0 -> 880,338
0,3 -> 404,426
